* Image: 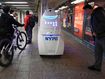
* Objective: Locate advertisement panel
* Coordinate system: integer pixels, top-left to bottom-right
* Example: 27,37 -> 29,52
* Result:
74,2 -> 84,38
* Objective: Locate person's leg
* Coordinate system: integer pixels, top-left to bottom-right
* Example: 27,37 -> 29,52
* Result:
28,27 -> 33,43
88,38 -> 103,71
26,26 -> 30,41
25,27 -> 28,39
94,38 -> 103,69
26,26 -> 32,44
99,37 -> 105,69
0,37 -> 2,52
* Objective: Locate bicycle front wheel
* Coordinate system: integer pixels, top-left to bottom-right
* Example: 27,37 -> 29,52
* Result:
0,39 -> 14,67
17,32 -> 27,50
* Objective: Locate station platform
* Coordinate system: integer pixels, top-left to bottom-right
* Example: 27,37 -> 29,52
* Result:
0,26 -> 105,79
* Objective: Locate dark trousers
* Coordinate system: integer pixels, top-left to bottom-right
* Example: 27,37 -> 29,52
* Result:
94,37 -> 105,69
26,26 -> 33,42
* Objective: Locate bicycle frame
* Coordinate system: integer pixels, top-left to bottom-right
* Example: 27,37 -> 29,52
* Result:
7,25 -> 21,52
0,25 -> 26,67
0,25 -> 27,55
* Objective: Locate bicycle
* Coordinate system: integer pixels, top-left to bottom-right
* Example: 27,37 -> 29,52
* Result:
0,25 -> 27,67
13,25 -> 27,50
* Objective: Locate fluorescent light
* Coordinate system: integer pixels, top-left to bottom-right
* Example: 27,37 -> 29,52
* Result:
4,2 -> 28,4
55,10 -> 59,13
16,7 -> 31,9
59,6 -> 68,10
12,5 -> 29,7
71,0 -> 84,4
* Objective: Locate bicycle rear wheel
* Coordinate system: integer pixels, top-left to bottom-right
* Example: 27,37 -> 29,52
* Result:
17,32 -> 27,50
0,39 -> 14,67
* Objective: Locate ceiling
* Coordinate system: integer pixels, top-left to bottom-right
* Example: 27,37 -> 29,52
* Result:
0,0 -> 68,10
0,0 -> 40,13
1,0 -> 104,12
47,0 -> 67,9
0,0 -> 104,15
0,0 -> 76,13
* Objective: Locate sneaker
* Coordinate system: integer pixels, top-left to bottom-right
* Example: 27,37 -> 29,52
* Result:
88,65 -> 101,72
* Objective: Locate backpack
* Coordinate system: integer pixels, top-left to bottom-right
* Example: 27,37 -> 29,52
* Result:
34,15 -> 38,23
0,15 -> 9,34
0,14 -> 14,35
28,15 -> 36,28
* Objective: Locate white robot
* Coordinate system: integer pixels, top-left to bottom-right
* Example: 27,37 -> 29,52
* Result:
38,9 -> 64,55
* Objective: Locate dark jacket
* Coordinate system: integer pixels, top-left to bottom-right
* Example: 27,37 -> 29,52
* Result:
0,13 -> 23,35
91,7 -> 105,38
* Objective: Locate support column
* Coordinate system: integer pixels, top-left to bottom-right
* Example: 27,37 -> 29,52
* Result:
38,0 -> 48,27
41,0 -> 48,15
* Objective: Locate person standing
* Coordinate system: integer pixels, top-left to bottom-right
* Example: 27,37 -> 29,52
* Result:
83,4 -> 105,72
24,10 -> 34,44
0,6 -> 24,39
